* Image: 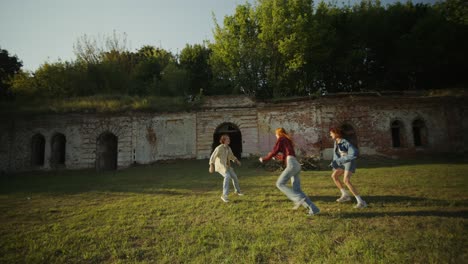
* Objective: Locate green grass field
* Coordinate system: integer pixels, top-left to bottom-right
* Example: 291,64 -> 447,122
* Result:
1,156 -> 467,263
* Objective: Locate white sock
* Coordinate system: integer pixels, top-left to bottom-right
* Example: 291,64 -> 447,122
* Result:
355,195 -> 364,204
340,188 -> 348,197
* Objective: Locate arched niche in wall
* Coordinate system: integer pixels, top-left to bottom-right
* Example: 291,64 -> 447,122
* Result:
391,120 -> 406,148
339,123 -> 359,148
96,132 -> 118,170
51,133 -> 66,167
31,133 -> 46,167
412,119 -> 428,147
212,122 -> 242,159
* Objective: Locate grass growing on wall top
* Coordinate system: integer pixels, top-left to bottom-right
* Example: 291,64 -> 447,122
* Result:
0,95 -> 202,114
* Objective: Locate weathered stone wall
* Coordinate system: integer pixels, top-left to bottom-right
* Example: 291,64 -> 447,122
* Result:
316,96 -> 466,159
257,100 -> 321,157
1,95 -> 466,172
0,115 -> 135,171
78,115 -> 134,169
196,96 -> 258,159
134,113 -> 197,163
0,121 -> 12,172
196,109 -> 258,159
4,115 -> 84,171
0,113 -> 198,171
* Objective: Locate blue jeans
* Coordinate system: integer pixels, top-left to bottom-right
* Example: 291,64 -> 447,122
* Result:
277,156 -> 319,213
219,167 -> 241,196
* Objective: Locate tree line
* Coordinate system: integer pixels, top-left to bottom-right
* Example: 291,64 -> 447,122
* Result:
1,0 -> 466,101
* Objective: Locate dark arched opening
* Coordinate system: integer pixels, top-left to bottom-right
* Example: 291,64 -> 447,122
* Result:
391,120 -> 405,148
212,123 -> 242,159
31,133 -> 45,167
51,133 -> 66,167
96,132 -> 118,170
412,119 -> 427,147
340,123 -> 358,148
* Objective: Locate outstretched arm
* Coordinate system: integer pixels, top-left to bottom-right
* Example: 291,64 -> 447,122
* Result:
261,139 -> 282,162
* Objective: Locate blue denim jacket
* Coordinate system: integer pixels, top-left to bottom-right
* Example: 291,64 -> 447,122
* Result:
332,138 -> 358,166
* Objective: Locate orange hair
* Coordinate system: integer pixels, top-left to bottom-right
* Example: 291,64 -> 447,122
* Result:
275,128 -> 293,144
329,127 -> 343,138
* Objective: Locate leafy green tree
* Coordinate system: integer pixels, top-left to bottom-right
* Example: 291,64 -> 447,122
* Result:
210,0 -> 315,98
159,62 -> 189,97
136,45 -> 174,70
130,57 -> 161,96
8,1 -> 468,101
179,43 -> 213,95
438,0 -> 468,25
9,70 -> 36,98
257,0 -> 313,96
129,46 -> 176,96
29,61 -> 84,98
210,3 -> 266,97
0,48 -> 23,100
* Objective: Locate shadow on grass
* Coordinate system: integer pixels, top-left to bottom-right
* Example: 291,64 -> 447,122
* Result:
312,195 -> 433,203
353,154 -> 468,169
309,195 -> 468,207
0,171 -> 219,196
1,156 -> 466,195
246,154 -> 468,171
338,210 -> 468,219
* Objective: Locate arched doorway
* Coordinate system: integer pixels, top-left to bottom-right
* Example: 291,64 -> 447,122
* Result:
391,120 -> 405,148
212,123 -> 242,159
412,119 -> 427,147
340,123 -> 359,148
96,132 -> 118,170
31,133 -> 45,167
51,133 -> 66,167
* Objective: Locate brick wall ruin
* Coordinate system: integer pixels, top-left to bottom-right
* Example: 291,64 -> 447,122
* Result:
0,94 -> 466,172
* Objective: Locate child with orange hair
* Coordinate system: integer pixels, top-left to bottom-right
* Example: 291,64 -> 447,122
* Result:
260,128 -> 320,216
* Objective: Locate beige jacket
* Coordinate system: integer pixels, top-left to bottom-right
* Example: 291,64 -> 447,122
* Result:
209,144 -> 238,174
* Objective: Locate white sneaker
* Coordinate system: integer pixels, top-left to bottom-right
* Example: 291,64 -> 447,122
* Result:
220,195 -> 229,203
235,192 -> 244,196
336,196 -> 351,203
354,201 -> 367,208
307,207 -> 320,216
292,198 -> 306,210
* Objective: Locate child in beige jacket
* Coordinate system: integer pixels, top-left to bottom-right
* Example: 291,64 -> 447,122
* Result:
209,134 -> 243,202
